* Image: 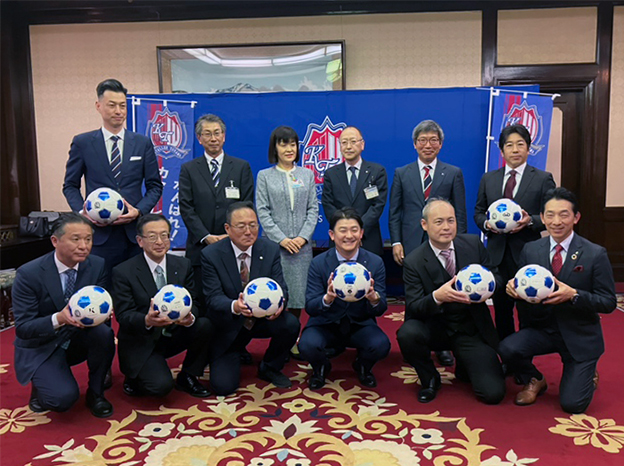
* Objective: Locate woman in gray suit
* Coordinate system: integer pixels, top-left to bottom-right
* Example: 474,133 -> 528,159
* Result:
256,126 -> 319,357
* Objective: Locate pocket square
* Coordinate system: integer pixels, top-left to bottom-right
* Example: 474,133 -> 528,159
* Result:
573,265 -> 584,272
130,156 -> 142,161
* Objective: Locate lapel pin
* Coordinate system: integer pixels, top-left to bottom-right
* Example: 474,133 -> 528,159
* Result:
571,252 -> 578,261
259,256 -> 264,260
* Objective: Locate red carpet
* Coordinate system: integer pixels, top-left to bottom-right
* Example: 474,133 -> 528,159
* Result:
2,303 -> 624,465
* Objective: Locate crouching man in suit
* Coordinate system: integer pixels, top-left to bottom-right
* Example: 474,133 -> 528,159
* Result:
12,213 -> 115,417
112,214 -> 214,398
501,188 -> 616,413
202,201 -> 300,396
299,207 -> 391,390
397,198 -> 505,404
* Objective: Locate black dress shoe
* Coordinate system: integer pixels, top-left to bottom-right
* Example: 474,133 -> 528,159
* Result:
86,388 -> 113,418
309,360 -> 331,390
258,362 -> 292,388
240,349 -> 253,366
122,378 -> 142,397
436,350 -> 455,367
352,359 -> 377,388
28,386 -> 45,413
418,377 -> 441,403
175,371 -> 211,398
103,368 -> 113,390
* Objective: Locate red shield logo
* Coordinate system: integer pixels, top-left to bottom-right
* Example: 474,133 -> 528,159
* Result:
300,116 -> 346,184
503,101 -> 544,155
147,108 -> 189,159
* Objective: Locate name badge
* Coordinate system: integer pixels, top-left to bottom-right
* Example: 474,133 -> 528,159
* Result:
225,186 -> 240,199
364,185 -> 379,199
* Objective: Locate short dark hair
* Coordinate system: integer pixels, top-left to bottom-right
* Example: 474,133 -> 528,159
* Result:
136,213 -> 171,237
329,207 -> 363,230
499,124 -> 531,151
268,126 -> 300,164
51,213 -> 93,237
96,79 -> 127,98
226,201 -> 256,225
195,114 -> 226,136
542,187 -> 579,214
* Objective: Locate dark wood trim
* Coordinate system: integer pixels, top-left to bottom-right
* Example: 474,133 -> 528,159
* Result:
481,7 -> 497,86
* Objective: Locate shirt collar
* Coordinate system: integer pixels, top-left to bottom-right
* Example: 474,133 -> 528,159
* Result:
205,151 -> 224,166
505,162 -> 527,177
549,231 -> 575,253
429,240 -> 455,258
335,248 -> 359,263
101,127 -> 125,141
144,252 -> 167,275
54,253 -> 79,274
418,158 -> 437,172
344,158 -> 363,171
231,241 -> 253,259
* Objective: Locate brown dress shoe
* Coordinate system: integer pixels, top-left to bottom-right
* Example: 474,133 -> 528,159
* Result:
515,377 -> 547,406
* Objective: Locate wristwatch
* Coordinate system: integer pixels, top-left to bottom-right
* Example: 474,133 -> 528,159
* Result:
571,293 -> 580,305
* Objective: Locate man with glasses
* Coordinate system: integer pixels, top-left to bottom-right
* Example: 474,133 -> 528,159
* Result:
322,126 -> 388,256
111,214 -> 214,398
201,201 -> 300,395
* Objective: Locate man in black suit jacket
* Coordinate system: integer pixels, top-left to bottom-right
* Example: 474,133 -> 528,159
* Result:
398,199 -> 505,404
63,79 -> 163,279
201,201 -> 300,396
112,214 -> 214,398
322,126 -> 388,256
501,188 -> 616,413
179,114 -> 254,311
299,207 -> 390,390
12,213 -> 115,417
474,124 -> 556,341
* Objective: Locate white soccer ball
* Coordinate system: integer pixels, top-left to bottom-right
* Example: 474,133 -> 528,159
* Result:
153,284 -> 193,321
243,277 -> 285,318
486,199 -> 523,233
85,188 -> 124,224
332,261 -> 371,302
68,285 -> 113,326
514,264 -> 555,304
455,264 -> 496,303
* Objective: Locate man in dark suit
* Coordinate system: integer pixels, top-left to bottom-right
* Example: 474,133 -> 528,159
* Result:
299,207 -> 390,390
397,199 -> 505,404
201,201 -> 300,396
501,188 -> 616,413
179,114 -> 254,312
322,126 -> 388,256
63,79 -> 163,279
111,214 -> 214,398
12,213 -> 115,418
474,124 -> 556,340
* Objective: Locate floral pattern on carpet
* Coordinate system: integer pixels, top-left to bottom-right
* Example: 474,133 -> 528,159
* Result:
549,414 -> 624,454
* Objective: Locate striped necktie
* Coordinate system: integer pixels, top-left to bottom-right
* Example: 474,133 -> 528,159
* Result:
210,159 -> 220,187
110,135 -> 122,181
423,165 -> 432,200
439,249 -> 456,276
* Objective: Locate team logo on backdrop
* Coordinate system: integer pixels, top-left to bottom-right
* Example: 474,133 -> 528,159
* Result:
147,108 -> 190,160
301,116 -> 346,184
501,101 -> 544,156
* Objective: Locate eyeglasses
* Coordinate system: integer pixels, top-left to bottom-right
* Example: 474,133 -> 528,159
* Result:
504,141 -> 527,149
340,139 -> 363,147
141,233 -> 170,243
416,137 -> 440,146
230,223 -> 259,232
200,130 -> 223,138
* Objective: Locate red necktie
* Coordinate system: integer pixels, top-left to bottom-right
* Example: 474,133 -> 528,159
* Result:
504,169 -> 517,199
552,244 -> 564,276
423,165 -> 432,200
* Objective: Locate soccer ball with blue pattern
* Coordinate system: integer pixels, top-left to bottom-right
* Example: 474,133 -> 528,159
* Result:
85,188 -> 124,224
153,284 -> 193,321
455,264 -> 496,303
243,277 -> 284,318
332,261 -> 371,302
514,264 -> 555,303
68,285 -> 113,326
486,199 -> 523,233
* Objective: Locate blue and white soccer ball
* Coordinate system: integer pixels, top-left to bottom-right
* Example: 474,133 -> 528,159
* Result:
68,285 -> 113,326
486,199 -> 523,233
455,264 -> 496,303
153,284 -> 192,321
243,277 -> 285,318
85,188 -> 124,224
514,264 -> 555,303
332,261 -> 371,302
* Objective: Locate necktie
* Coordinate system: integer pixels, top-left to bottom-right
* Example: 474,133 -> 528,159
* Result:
210,159 -> 220,187
155,265 -> 166,289
504,169 -> 517,199
110,135 -> 122,181
439,249 -> 456,276
552,244 -> 564,276
423,165 -> 432,200
239,252 -> 249,287
63,269 -> 77,302
349,166 -> 358,197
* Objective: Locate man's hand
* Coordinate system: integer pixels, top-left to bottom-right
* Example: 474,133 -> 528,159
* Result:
57,305 -> 85,328
175,312 -> 195,327
365,278 -> 380,305
506,278 -> 521,299
508,210 -> 531,234
485,221 -> 502,234
234,293 -> 254,317
392,244 -> 405,266
266,299 -> 285,320
81,200 -> 108,227
280,238 -> 301,254
543,277 -> 577,305
433,276 -> 471,304
204,234 -> 227,245
323,275 -> 337,306
113,199 -> 140,225
145,298 -> 173,327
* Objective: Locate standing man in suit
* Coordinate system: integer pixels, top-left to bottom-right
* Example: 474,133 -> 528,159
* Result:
111,214 -> 214,398
201,201 -> 300,396
12,213 -> 115,418
474,124 -> 556,340
322,126 -> 388,256
63,79 -> 163,279
501,188 -> 616,413
397,199 -> 505,404
299,207 -> 391,390
179,114 -> 254,313
389,119 -> 467,367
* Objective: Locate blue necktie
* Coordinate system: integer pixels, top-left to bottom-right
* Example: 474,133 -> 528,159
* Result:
349,166 -> 357,197
110,135 -> 122,181
64,269 -> 77,302
210,159 -> 220,187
